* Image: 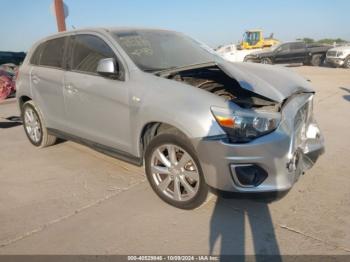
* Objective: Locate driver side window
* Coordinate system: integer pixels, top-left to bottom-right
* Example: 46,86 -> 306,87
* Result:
71,35 -> 117,74
277,44 -> 290,53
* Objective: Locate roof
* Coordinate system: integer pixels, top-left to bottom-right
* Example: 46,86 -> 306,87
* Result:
42,26 -> 175,38
32,26 -> 178,46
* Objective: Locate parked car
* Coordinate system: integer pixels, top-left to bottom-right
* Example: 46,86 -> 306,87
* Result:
16,28 -> 324,209
0,51 -> 26,65
326,45 -> 350,68
0,63 -> 18,100
244,41 -> 331,66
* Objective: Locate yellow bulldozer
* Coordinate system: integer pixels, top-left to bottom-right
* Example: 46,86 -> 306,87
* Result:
240,29 -> 280,50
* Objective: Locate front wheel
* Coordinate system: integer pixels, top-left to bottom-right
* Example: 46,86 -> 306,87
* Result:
261,58 -> 272,65
145,134 -> 208,209
343,56 -> 350,69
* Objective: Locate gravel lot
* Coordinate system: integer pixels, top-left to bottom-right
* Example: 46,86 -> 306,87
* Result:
0,66 -> 349,255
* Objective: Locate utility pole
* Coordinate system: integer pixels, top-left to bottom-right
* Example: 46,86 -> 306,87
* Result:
54,0 -> 66,32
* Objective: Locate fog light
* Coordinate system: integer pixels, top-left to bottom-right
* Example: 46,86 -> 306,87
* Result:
231,164 -> 268,187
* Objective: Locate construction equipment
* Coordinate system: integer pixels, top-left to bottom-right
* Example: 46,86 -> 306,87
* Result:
240,29 -> 280,50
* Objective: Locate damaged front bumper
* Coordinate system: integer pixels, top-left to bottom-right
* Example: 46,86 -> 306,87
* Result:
326,57 -> 345,67
194,93 -> 325,192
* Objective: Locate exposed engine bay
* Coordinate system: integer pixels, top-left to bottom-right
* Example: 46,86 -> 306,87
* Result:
158,65 -> 281,111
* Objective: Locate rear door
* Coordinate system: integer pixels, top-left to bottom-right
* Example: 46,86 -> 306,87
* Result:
63,34 -> 132,153
30,37 -> 68,131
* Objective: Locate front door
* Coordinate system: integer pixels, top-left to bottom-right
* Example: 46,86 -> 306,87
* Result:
63,34 -> 132,153
274,43 -> 292,64
288,43 -> 307,63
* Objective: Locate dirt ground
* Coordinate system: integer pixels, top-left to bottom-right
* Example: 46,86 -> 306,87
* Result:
0,66 -> 349,255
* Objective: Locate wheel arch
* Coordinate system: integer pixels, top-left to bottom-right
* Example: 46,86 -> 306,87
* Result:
343,54 -> 350,68
138,122 -> 189,158
18,95 -> 32,112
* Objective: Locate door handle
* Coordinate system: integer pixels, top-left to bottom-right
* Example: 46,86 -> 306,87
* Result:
31,74 -> 40,84
64,84 -> 78,94
132,96 -> 141,103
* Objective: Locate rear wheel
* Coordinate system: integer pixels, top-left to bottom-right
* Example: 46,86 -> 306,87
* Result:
145,134 -> 208,209
22,101 -> 57,148
310,54 -> 324,66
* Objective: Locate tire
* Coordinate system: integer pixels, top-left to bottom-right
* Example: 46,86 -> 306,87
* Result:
22,101 -> 57,148
343,56 -> 350,69
145,134 -> 208,209
261,58 -> 272,65
310,54 -> 324,66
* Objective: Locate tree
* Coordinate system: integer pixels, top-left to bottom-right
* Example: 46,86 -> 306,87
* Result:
297,37 -> 315,44
317,38 -> 347,45
296,37 -> 348,45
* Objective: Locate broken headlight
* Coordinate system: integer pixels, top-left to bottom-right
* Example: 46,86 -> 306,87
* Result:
211,107 -> 281,142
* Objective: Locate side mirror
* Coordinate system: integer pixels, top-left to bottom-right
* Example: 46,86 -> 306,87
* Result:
97,58 -> 119,78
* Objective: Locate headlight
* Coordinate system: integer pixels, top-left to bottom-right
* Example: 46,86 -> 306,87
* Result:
337,51 -> 343,57
211,107 -> 281,142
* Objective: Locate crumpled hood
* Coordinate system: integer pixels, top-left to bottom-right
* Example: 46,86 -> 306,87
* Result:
217,60 -> 314,102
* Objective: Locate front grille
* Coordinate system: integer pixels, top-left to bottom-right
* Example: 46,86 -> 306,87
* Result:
327,51 -> 337,57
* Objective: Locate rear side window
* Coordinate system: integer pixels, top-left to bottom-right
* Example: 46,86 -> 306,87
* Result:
40,37 -> 66,68
30,42 -> 45,65
71,35 -> 115,74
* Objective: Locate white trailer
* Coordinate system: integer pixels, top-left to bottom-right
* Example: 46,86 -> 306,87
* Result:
216,44 -> 263,62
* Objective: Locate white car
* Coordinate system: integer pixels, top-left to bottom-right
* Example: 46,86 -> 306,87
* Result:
326,45 -> 350,68
17,27 -> 324,209
216,44 -> 263,62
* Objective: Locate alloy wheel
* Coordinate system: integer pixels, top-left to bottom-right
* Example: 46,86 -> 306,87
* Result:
150,144 -> 200,202
261,58 -> 270,64
24,107 -> 42,143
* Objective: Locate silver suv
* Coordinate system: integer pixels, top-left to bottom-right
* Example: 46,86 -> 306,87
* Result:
17,28 -> 324,209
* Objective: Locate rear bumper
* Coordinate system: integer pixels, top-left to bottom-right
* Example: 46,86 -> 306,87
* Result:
193,94 -> 325,193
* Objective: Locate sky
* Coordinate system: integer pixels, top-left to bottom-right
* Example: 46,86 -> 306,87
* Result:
1,0 -> 349,52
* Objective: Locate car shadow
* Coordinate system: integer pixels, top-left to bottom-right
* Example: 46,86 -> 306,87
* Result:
55,138 -> 67,145
0,116 -> 22,129
209,191 -> 285,261
0,115 -> 66,145
195,120 -> 283,260
340,87 -> 350,101
0,121 -> 22,129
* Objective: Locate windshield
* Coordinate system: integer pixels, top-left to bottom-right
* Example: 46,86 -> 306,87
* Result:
269,43 -> 282,51
244,31 -> 260,45
112,30 -> 214,72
